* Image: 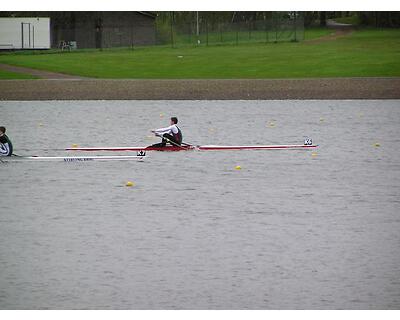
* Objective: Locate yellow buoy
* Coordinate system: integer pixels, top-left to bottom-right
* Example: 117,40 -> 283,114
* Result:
39,122 -> 43,127
72,144 -> 78,148
235,165 -> 242,170
374,143 -> 380,147
320,118 -> 324,122
311,152 -> 317,157
126,181 -> 134,187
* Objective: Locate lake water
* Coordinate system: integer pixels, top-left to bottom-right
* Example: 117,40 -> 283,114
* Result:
0,100 -> 399,309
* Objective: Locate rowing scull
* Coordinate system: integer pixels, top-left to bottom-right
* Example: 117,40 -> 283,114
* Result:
66,144 -> 318,152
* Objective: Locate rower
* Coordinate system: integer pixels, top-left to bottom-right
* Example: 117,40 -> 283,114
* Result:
151,117 -> 183,147
0,126 -> 13,157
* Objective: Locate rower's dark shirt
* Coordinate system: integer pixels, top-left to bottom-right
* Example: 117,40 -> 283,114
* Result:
175,126 -> 183,144
0,134 -> 13,156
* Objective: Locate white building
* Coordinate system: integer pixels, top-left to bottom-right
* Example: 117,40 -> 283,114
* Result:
0,17 -> 50,49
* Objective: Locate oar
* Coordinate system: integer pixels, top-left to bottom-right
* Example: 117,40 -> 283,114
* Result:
166,139 -> 198,149
180,142 -> 194,147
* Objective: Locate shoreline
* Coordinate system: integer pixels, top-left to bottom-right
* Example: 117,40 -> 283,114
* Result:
1,78 -> 400,100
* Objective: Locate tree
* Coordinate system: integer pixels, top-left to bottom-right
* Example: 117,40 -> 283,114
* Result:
319,12 -> 327,27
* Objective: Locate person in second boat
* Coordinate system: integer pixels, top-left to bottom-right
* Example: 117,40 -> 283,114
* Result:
0,126 -> 13,157
151,117 -> 183,147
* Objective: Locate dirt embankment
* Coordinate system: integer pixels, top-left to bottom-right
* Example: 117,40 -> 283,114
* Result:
1,78 -> 399,100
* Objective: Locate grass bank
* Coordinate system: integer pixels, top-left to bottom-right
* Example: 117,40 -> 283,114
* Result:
0,29 -> 399,79
0,69 -> 37,79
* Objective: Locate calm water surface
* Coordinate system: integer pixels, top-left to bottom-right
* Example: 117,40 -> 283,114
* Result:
0,100 -> 399,309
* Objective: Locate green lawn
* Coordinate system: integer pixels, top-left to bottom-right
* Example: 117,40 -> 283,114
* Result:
0,69 -> 37,79
304,27 -> 333,40
0,29 -> 399,79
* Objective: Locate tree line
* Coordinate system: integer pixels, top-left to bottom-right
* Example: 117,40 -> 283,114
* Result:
2,11 -> 400,28
155,12 -> 400,28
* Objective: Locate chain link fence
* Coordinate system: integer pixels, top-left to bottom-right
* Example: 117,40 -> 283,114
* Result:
49,12 -> 304,50
52,25 -> 155,50
155,14 -> 304,47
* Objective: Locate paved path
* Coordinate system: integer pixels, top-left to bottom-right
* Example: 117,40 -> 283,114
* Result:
0,63 -> 88,79
305,20 -> 354,44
